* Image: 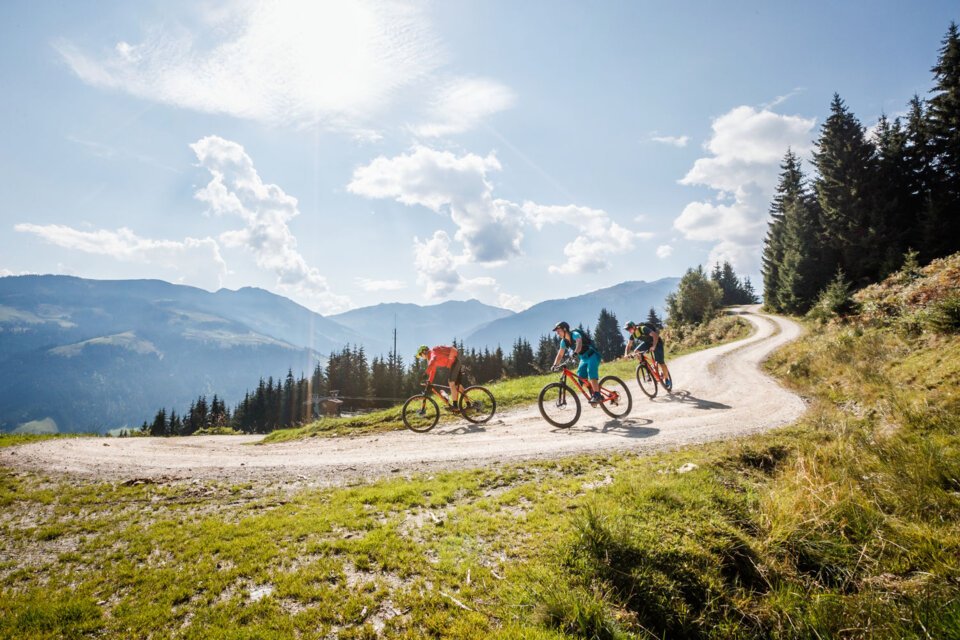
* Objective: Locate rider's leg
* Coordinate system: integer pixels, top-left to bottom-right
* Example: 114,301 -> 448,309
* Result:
449,359 -> 463,403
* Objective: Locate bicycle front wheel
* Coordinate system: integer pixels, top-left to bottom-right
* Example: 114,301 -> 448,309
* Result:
459,385 -> 496,424
599,375 -> 632,418
402,395 -> 440,432
538,382 -> 581,428
636,361 -> 658,399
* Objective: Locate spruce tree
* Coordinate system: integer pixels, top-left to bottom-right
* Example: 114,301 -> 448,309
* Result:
872,113 -> 915,272
925,22 -> 960,259
762,149 -> 804,311
645,307 -> 663,329
593,308 -> 625,361
813,94 -> 878,283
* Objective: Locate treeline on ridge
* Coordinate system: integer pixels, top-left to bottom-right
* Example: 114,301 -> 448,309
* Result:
762,23 -> 960,314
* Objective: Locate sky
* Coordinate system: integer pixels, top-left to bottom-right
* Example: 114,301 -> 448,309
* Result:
1,1 -> 956,314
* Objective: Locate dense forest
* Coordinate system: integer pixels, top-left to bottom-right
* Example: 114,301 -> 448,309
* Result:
762,23 -> 960,313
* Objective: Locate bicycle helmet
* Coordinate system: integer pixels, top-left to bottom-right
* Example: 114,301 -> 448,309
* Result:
553,321 -> 570,332
416,345 -> 430,359
624,321 -> 636,330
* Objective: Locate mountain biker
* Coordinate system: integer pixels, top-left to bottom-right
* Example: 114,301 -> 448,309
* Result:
623,321 -> 672,390
416,344 -> 464,411
551,321 -> 603,406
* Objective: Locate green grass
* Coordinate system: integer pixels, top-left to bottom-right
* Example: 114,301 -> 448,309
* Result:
0,433 -> 87,449
10,307 -> 958,638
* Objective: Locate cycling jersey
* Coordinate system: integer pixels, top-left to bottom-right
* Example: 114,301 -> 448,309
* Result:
561,330 -> 598,357
426,345 -> 459,383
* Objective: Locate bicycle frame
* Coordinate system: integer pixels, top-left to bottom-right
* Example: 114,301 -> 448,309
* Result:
420,381 -> 454,406
555,363 -> 619,404
635,350 -> 664,383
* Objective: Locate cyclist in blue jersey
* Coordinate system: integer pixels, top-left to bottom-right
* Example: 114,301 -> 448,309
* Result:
551,321 -> 603,405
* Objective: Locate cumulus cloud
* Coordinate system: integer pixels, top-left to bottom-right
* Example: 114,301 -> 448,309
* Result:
656,244 -> 673,259
673,106 -> 816,272
14,224 -> 227,290
413,77 -> 516,137
191,135 -> 350,312
520,203 -> 640,275
349,145 -> 643,295
348,146 -> 523,264
56,0 -> 439,133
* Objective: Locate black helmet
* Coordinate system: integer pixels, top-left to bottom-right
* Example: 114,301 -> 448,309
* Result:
553,321 -> 570,332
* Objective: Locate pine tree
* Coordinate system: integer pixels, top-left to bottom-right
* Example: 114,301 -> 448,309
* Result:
535,333 -> 560,372
872,113 -> 915,272
925,22 -> 960,259
776,196 -> 827,313
149,408 -> 167,437
762,149 -> 805,311
593,308 -> 625,361
813,94 -> 879,283
644,307 -> 663,329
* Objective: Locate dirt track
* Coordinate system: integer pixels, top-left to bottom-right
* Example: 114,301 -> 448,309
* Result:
4,308 -> 806,486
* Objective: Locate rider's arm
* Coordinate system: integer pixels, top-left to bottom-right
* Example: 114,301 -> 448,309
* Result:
552,346 -> 565,368
624,338 -> 633,357
574,337 -> 583,354
425,355 -> 438,382
649,329 -> 660,350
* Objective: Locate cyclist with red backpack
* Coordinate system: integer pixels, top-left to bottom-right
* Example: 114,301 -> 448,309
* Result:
416,344 -> 465,411
551,321 -> 603,406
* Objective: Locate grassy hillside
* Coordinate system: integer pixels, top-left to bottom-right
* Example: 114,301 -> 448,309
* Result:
1,271 -> 956,639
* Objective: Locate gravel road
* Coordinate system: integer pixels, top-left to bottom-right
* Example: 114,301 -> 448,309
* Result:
4,307 -> 806,486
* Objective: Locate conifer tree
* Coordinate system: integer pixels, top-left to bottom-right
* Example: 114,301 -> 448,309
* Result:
777,197 -> 827,313
644,307 -> 663,329
872,113 -> 915,272
813,94 -> 879,283
925,22 -> 960,259
762,149 -> 805,311
593,308 -> 625,361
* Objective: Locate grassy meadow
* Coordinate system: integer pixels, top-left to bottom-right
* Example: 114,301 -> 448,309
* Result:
1,260 -> 958,639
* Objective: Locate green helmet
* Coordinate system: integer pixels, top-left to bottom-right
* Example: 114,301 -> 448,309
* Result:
416,345 -> 430,359
624,321 -> 636,331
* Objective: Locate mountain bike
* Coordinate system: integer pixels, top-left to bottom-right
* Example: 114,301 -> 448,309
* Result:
633,348 -> 671,398
401,382 -> 496,432
537,357 -> 632,428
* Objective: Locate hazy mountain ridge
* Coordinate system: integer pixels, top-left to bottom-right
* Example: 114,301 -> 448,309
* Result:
330,299 -> 515,359
0,275 -> 678,433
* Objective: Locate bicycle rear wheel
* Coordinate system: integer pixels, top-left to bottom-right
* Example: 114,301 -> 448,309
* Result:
402,395 -> 440,432
538,382 -> 581,428
599,375 -> 632,418
636,361 -> 658,398
459,385 -> 496,424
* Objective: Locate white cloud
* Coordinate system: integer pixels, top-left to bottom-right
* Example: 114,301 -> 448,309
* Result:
356,277 -> 406,292
350,145 -> 644,287
413,77 -> 516,137
656,244 -> 673,259
14,224 -> 227,290
651,134 -> 690,147
191,135 -> 350,312
348,145 -> 523,264
412,230 -> 462,299
56,0 -> 440,132
673,105 -> 816,272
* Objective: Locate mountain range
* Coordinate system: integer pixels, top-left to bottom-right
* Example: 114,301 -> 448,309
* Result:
0,274 -> 677,434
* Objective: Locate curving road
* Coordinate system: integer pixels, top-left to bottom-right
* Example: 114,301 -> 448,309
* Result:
4,308 -> 806,485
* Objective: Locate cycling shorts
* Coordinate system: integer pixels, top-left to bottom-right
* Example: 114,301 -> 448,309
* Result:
577,350 -> 600,380
636,341 -> 665,364
436,358 -> 464,387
